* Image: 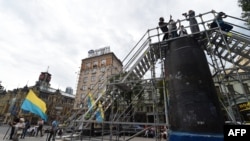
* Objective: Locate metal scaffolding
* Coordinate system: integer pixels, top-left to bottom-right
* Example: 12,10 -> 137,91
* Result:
63,10 -> 250,141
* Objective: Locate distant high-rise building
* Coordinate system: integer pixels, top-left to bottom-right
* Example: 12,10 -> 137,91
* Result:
74,47 -> 123,109
65,87 -> 73,95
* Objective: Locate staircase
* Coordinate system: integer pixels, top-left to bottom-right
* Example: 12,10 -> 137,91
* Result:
207,30 -> 250,74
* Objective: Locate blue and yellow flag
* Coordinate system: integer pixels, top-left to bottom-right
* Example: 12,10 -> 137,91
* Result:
96,101 -> 104,122
21,89 -> 47,121
87,92 -> 95,111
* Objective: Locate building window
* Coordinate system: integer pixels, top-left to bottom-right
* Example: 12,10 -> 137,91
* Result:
82,85 -> 87,91
136,106 -> 142,111
227,84 -> 235,95
243,83 -> 250,94
84,70 -> 89,75
150,106 -> 153,112
148,92 -> 152,100
92,68 -> 97,74
81,93 -> 85,99
90,84 -> 95,90
91,76 -> 96,82
79,103 -> 83,108
100,67 -> 105,72
93,61 -> 98,68
101,59 -> 106,65
98,83 -> 103,89
83,77 -> 88,83
86,63 -> 91,69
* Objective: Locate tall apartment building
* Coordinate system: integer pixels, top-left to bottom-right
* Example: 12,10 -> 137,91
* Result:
74,47 -> 123,109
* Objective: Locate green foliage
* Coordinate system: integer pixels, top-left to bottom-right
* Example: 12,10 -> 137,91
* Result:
238,0 -> 250,11
238,0 -> 250,27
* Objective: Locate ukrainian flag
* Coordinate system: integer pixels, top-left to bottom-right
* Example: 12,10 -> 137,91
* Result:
96,101 -> 104,122
21,89 -> 47,121
87,92 -> 95,111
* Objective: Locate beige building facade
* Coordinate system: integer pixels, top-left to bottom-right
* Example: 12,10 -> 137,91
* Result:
74,47 -> 123,109
0,72 -> 75,124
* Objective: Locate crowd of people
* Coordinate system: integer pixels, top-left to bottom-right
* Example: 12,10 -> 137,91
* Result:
143,126 -> 168,140
6,116 -> 60,141
158,10 -> 233,41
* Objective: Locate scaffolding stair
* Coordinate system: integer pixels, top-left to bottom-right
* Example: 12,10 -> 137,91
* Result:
79,45 -> 162,127
207,29 -> 250,75
67,39 -> 163,131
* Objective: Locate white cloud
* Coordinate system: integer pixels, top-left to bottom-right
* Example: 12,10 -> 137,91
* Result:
0,0 -> 245,92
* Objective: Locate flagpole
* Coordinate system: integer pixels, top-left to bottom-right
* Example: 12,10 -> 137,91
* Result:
3,126 -> 11,140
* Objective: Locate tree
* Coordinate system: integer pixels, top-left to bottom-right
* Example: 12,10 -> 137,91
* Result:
238,0 -> 250,28
0,82 -> 6,95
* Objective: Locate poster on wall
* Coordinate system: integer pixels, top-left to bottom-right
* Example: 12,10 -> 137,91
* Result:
237,102 -> 250,123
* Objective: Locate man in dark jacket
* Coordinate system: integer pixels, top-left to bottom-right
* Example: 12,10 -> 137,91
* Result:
214,12 -> 233,32
158,17 -> 169,41
9,116 -> 20,140
185,10 -> 200,34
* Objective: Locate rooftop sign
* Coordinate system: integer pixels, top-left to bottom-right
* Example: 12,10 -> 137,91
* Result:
88,46 -> 110,57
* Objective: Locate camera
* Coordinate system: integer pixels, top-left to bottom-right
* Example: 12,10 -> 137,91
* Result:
182,13 -> 187,16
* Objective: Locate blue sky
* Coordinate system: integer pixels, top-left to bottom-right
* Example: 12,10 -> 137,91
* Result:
0,0 -> 244,93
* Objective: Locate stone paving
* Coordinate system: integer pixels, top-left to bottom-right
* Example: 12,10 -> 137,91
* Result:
0,124 -> 159,141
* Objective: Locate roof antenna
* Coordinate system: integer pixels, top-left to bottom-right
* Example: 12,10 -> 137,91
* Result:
46,66 -> 50,72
